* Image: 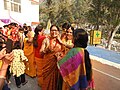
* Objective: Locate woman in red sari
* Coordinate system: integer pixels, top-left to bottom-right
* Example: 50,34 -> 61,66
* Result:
33,25 -> 46,86
40,25 -> 64,90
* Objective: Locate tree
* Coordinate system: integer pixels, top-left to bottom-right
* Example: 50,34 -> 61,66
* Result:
86,0 -> 105,30
86,0 -> 120,50
39,0 -> 56,24
39,0 -> 92,28
102,0 -> 120,49
39,0 -> 75,26
54,0 -> 75,26
72,0 -> 92,28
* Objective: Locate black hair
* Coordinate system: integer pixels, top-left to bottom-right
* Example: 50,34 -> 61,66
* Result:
3,25 -> 8,28
9,22 -> 17,27
34,25 -> 43,34
27,26 -> 32,31
13,41 -> 21,49
19,27 -> 24,31
23,26 -> 28,30
74,28 -> 88,48
33,25 -> 44,48
50,25 -> 60,32
66,26 -> 74,33
62,23 -> 71,30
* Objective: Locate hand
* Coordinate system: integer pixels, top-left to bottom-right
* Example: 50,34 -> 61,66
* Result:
55,52 -> 64,61
0,51 -> 14,77
0,48 -> 6,60
2,51 -> 14,66
57,35 -> 62,44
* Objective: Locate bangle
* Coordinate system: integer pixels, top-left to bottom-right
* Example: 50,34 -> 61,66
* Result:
0,76 -> 6,79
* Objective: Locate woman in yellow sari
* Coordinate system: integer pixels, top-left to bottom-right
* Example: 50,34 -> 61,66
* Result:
61,24 -> 74,90
23,27 -> 36,77
61,23 -> 74,50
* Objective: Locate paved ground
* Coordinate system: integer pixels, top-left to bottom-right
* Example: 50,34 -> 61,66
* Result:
88,45 -> 120,90
8,75 -> 41,90
87,46 -> 120,64
92,60 -> 120,90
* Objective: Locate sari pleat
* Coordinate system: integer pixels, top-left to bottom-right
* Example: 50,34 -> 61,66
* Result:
42,53 -> 60,90
24,38 -> 36,77
34,35 -> 46,86
35,57 -> 44,86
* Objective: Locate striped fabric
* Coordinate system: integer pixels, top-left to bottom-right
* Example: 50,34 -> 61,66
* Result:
57,48 -> 88,90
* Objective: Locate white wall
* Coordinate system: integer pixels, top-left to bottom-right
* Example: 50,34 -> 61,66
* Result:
0,0 -> 39,25
0,0 -> 9,19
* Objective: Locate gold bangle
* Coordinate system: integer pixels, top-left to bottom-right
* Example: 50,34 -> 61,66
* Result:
0,76 -> 6,79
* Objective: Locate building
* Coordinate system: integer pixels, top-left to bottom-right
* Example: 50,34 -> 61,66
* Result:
0,0 -> 39,26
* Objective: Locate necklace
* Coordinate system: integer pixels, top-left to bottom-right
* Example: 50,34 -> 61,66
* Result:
50,39 -> 58,50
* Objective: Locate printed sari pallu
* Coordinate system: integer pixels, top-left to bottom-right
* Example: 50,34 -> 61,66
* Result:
57,48 -> 88,90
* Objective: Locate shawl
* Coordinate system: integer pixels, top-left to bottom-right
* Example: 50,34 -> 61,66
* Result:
57,48 -> 88,90
34,35 -> 45,58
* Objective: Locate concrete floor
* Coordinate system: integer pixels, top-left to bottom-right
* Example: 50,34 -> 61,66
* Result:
8,74 -> 41,90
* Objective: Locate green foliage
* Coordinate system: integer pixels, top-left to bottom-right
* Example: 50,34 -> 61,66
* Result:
39,0 -> 120,34
39,0 -> 91,27
56,9 -> 74,26
86,0 -> 120,32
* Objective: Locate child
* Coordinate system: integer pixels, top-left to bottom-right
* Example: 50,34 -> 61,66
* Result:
10,41 -> 28,88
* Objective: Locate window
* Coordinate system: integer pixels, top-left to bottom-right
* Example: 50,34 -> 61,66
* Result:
4,0 -> 8,10
4,0 -> 21,13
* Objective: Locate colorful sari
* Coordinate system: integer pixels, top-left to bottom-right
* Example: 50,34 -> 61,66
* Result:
24,38 -> 36,77
57,48 -> 88,90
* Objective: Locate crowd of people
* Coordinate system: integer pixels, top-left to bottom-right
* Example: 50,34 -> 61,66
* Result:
0,22 -> 95,90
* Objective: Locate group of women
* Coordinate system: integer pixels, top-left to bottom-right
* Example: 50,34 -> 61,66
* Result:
23,23 -> 95,90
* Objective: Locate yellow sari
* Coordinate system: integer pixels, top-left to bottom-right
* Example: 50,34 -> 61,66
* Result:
24,38 -> 36,77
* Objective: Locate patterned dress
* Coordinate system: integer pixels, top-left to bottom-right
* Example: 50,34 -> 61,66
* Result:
10,49 -> 28,77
